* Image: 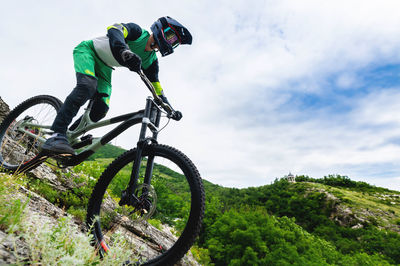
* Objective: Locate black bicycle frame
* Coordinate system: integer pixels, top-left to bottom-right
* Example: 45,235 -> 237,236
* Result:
124,97 -> 162,203
18,96 -> 163,177
14,70 -> 169,206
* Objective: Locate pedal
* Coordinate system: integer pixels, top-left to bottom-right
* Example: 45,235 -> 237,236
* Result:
52,153 -> 76,168
72,134 -> 93,149
55,153 -> 74,157
40,149 -> 74,158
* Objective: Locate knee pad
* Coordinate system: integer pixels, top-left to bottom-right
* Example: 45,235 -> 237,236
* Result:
69,73 -> 98,106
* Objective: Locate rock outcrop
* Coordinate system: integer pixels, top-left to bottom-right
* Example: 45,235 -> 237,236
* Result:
0,165 -> 199,265
0,98 -> 199,265
306,185 -> 400,233
0,97 -> 10,123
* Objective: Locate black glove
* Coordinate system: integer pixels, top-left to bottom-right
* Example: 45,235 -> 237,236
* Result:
121,49 -> 141,72
171,110 -> 183,121
159,95 -> 182,120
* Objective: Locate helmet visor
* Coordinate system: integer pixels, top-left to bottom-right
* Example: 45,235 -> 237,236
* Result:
162,27 -> 180,49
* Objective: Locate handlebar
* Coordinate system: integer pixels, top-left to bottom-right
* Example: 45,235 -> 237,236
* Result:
137,71 -> 173,114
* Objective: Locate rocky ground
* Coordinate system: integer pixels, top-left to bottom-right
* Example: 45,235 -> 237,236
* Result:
0,96 -> 10,123
0,163 -> 199,265
0,97 -> 199,265
306,183 -> 400,233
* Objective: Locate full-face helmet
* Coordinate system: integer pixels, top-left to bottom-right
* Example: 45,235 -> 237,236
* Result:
151,16 -> 192,57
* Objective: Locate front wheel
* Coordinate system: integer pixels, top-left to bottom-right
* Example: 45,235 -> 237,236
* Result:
86,144 -> 205,265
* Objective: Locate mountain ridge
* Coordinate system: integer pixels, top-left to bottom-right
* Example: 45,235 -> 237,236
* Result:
1,98 -> 400,265
1,155 -> 400,265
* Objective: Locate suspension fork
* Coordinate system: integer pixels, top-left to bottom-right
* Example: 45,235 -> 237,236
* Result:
119,98 -> 161,206
143,106 -> 161,185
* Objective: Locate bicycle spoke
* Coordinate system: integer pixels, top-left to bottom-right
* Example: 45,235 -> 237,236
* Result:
0,96 -> 60,172
87,145 -> 205,265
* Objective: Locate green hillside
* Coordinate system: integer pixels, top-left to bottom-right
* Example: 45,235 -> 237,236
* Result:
86,143 -> 126,160
81,155 -> 400,265
198,176 -> 400,265
17,147 -> 400,265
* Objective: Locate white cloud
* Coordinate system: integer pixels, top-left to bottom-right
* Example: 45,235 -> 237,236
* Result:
1,0 -> 400,190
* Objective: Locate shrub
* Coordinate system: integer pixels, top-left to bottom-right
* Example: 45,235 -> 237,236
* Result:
0,173 -> 28,233
23,214 -> 137,265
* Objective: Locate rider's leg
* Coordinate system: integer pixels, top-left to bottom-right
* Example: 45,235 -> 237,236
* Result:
42,73 -> 97,155
42,40 -> 112,155
90,77 -> 112,122
68,76 -> 112,131
51,73 -> 97,135
68,92 -> 110,131
42,41 -> 99,155
90,95 -> 110,122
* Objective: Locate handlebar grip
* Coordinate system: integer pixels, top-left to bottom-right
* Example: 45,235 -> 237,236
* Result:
137,71 -> 174,114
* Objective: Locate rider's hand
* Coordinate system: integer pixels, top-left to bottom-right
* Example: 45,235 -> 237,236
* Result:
171,110 -> 183,121
121,49 -> 142,72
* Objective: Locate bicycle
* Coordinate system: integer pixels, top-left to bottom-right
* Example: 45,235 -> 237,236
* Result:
0,71 -> 205,265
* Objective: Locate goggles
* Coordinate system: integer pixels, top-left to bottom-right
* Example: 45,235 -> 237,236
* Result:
162,27 -> 180,49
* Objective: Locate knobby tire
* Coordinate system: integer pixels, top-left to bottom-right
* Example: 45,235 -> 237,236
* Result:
0,95 -> 62,172
87,144 -> 205,266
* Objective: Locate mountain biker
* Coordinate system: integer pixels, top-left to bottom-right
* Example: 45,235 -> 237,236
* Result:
41,16 -> 192,155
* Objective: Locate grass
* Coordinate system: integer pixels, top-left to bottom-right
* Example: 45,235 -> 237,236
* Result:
0,145 -> 201,264
0,172 -> 138,265
303,182 -> 400,227
0,173 -> 28,234
148,218 -> 163,230
24,162 -> 104,223
23,214 -> 136,265
1,157 -> 200,265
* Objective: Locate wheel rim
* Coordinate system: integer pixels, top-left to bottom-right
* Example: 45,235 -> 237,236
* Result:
0,101 -> 58,170
90,148 -> 200,265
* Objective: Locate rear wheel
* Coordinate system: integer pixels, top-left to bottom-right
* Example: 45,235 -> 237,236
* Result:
0,95 -> 62,172
87,144 -> 205,265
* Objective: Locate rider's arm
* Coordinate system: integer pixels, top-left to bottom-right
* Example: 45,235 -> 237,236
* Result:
107,23 -> 142,65
143,55 -> 181,120
142,60 -> 170,105
143,59 -> 161,94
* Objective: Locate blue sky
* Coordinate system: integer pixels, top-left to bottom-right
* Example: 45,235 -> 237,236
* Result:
1,0 -> 400,190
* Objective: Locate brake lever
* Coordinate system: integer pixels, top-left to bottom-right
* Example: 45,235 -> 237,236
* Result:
161,103 -> 173,114
137,71 -> 173,114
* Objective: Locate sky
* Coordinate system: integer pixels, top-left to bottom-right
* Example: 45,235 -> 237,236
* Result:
1,0 -> 400,190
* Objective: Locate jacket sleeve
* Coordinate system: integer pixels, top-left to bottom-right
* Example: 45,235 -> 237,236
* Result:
143,60 -> 172,106
143,59 -> 164,96
107,23 -> 142,65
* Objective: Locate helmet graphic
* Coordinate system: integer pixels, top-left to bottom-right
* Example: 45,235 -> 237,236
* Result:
151,16 -> 192,57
